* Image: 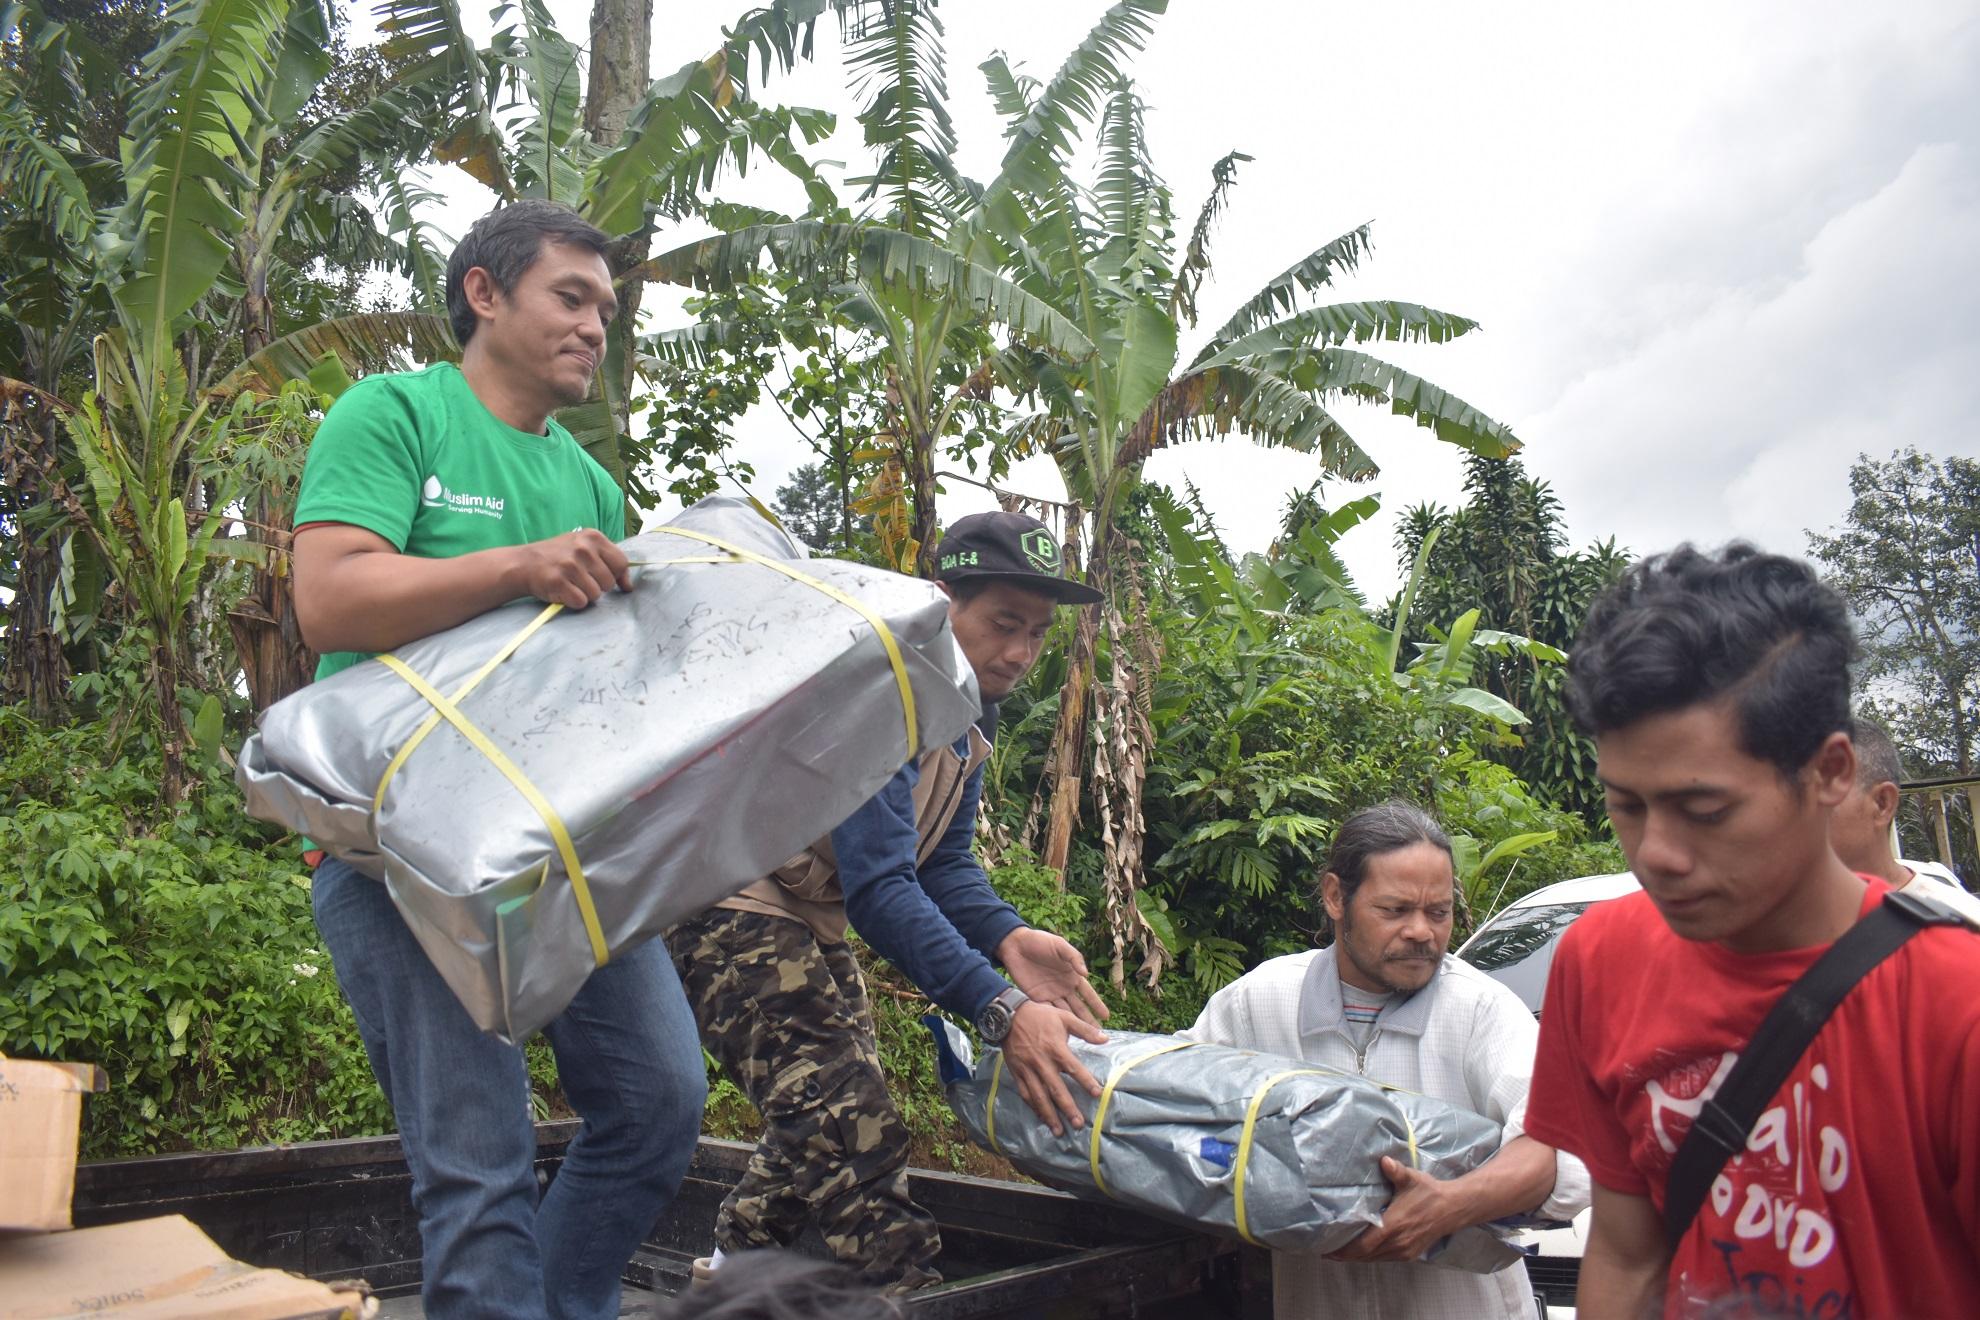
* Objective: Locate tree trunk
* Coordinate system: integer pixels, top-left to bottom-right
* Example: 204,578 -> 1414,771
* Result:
0,409 -> 73,719
1089,554 -> 1165,989
154,637 -> 190,809
908,416 -> 941,578
232,235 -> 316,710
229,504 -> 317,711
1965,784 -> 1980,874
1039,519 -> 1104,882
832,330 -> 853,551
1930,791 -> 1956,869
585,0 -> 651,146
835,428 -> 853,551
1038,643 -> 1093,879
588,0 -> 656,449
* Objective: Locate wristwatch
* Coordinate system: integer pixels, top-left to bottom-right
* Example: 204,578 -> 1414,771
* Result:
974,985 -> 1029,1044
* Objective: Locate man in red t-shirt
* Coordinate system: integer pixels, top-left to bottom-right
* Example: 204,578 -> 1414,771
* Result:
1523,544 -> 1980,1319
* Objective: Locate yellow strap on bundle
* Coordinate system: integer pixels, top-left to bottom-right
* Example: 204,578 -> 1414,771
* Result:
365,523 -> 922,976
372,602 -> 565,815
1089,1039 -> 1197,1196
1231,1067 -> 1421,1248
374,653 -> 609,968
985,1052 -> 1008,1154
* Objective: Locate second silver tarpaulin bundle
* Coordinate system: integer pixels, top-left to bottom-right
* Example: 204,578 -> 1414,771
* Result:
237,497 -> 982,1042
927,1020 -> 1528,1271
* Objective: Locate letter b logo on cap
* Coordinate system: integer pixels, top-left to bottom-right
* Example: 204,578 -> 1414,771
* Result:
1020,529 -> 1061,574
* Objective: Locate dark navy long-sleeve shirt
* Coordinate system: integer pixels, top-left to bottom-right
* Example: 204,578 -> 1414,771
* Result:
832,731 -> 1026,1020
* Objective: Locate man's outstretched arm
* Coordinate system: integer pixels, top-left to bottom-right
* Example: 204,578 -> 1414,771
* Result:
913,768 -> 1108,1025
837,764 -> 1104,1137
1327,1134 -> 1559,1262
294,524 -> 630,655
1577,1182 -> 1667,1320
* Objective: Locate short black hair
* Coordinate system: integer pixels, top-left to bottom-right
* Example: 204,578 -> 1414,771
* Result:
650,1250 -> 899,1318
444,199 -> 610,347
946,577 -> 1061,609
1850,715 -> 1904,790
1566,543 -> 1856,780
1323,799 -> 1452,923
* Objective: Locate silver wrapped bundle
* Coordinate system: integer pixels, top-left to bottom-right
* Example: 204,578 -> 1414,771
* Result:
927,1020 -> 1524,1272
238,496 -> 980,1041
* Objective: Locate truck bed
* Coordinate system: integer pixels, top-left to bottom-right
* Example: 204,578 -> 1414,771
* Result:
74,1124 -> 1267,1317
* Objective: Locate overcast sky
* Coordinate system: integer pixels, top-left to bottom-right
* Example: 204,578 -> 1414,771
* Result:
378,0 -> 1980,599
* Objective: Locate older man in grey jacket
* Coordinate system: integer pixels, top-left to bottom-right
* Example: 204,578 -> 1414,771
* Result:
1184,800 -> 1589,1320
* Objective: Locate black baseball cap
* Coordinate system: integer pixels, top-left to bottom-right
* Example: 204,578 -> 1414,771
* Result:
932,511 -> 1104,605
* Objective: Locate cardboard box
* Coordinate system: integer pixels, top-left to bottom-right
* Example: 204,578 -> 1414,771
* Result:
0,1214 -> 368,1318
0,1057 -> 107,1233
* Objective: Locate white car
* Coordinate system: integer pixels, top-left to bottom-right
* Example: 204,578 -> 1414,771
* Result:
1458,871 -> 1643,1015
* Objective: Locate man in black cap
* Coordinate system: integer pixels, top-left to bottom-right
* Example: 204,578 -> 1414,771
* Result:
665,511 -> 1109,1293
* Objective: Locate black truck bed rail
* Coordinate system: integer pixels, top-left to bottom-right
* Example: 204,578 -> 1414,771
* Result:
73,1125 -> 1268,1318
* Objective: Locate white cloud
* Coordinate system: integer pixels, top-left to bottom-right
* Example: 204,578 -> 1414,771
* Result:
1533,139 -> 1980,563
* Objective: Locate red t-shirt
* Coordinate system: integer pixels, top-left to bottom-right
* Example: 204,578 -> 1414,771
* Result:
1526,880 -> 1980,1318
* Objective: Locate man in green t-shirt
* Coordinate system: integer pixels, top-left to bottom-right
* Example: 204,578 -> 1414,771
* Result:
290,200 -> 706,1320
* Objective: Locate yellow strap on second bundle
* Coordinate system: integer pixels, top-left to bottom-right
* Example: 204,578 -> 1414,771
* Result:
985,1052 -> 1009,1154
1230,1068 -> 1422,1248
643,526 -> 920,760
1089,1039 -> 1197,1196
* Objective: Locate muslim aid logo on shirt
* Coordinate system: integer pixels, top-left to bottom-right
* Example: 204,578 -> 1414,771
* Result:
422,473 -> 506,519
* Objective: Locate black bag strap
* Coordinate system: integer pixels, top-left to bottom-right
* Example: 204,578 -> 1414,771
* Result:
1662,889 -> 1967,1250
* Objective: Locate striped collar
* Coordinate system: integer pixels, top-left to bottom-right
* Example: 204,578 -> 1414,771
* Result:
1296,945 -> 1448,1047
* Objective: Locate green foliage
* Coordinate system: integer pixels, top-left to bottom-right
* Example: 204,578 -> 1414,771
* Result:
0,670 -> 591,1155
632,269 -> 891,517
1808,447 -> 1980,875
0,704 -> 394,1156
1435,753 -> 1622,932
1396,453 -> 1630,821
987,850 -> 1088,936
981,484 -> 1623,984
114,0 -> 298,349
0,0 -> 1641,1174
634,300 -> 773,508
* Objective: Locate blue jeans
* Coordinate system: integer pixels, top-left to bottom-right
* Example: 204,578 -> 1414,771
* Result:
312,857 -> 706,1319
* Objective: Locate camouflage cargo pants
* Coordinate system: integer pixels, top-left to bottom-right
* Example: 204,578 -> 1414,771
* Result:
665,908 -> 942,1291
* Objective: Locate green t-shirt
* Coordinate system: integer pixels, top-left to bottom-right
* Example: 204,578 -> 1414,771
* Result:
294,362 -> 626,681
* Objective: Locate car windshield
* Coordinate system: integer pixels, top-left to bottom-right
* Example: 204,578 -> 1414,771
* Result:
1460,902 -> 1591,1013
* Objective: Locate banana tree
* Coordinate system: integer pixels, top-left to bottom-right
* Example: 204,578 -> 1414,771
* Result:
644,0 -> 1183,976
213,3 -> 480,709
642,212 -> 1093,570
266,0 -> 845,494
0,0 -> 471,715
0,0 -> 324,801
62,356 -> 308,800
1242,491 -> 1379,615
3,0 -> 477,770
0,0 -> 135,715
975,67 -> 1523,914
639,0 -> 1099,571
